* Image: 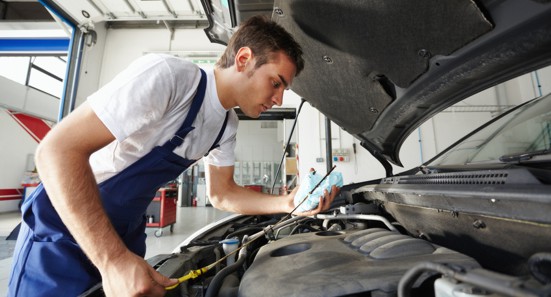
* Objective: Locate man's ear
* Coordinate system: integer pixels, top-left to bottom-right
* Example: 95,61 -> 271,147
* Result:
235,47 -> 253,72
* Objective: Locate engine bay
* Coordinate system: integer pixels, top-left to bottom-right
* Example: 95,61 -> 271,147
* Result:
137,196 -> 551,297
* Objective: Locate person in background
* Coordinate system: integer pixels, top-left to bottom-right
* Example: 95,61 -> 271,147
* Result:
8,15 -> 339,297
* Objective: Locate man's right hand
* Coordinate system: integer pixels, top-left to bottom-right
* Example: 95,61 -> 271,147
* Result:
100,251 -> 178,297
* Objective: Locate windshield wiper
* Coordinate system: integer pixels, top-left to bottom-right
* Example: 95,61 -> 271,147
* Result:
499,149 -> 551,163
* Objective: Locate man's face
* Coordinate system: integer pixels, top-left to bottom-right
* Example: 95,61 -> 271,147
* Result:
236,51 -> 297,118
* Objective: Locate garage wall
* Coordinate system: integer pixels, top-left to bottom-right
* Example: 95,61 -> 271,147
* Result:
235,121 -> 281,162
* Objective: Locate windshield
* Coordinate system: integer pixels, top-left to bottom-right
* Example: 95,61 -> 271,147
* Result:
428,93 -> 551,166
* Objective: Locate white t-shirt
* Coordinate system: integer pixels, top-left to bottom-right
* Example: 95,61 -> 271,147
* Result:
88,53 -> 238,183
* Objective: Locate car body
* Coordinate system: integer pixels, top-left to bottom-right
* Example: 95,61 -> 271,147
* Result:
80,0 -> 551,296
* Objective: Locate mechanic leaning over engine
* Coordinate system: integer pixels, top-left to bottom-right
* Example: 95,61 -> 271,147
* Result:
8,15 -> 339,297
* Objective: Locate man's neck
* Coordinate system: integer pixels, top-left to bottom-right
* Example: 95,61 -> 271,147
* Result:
213,67 -> 238,110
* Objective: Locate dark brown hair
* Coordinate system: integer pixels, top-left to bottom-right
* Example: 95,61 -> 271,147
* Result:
216,15 -> 304,76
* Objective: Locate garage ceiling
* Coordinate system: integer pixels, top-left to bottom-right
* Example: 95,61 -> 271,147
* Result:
53,0 -> 206,25
1,0 -> 208,28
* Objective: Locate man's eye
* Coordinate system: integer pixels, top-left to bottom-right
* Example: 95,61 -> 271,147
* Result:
273,81 -> 281,88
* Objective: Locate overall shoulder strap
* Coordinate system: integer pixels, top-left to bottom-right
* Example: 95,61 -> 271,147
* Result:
164,68 -> 207,150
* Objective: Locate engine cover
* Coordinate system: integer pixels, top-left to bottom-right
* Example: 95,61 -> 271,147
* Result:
238,228 -> 479,297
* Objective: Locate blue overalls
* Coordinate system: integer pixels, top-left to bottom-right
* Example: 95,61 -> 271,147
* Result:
8,69 -> 228,296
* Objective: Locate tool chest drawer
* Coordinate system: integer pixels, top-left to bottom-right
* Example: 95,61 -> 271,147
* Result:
146,188 -> 178,237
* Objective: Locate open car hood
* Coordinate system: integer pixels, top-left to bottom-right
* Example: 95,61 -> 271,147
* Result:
202,0 -> 551,166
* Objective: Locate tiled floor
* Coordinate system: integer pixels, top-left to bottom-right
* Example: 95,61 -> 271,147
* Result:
0,206 -> 232,296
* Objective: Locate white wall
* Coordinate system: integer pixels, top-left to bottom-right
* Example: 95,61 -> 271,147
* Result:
235,121 -> 281,162
0,75 -> 59,121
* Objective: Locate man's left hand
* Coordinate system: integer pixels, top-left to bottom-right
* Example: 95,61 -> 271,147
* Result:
292,185 -> 340,216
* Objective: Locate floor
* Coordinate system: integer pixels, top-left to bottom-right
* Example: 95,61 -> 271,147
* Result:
0,206 -> 232,296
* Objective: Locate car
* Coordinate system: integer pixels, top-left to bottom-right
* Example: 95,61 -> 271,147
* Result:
81,0 -> 551,296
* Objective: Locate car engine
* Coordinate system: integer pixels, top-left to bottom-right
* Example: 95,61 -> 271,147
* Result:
130,198 -> 551,297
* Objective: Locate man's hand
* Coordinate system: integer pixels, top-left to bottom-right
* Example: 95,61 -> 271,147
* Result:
290,184 -> 340,216
100,251 -> 177,297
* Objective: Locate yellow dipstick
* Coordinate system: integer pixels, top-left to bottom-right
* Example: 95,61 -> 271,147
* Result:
165,233 -> 262,291
165,238 -> 248,290
165,265 -> 212,290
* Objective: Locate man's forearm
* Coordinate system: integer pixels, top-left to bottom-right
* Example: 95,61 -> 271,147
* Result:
206,164 -> 295,215
209,183 -> 294,215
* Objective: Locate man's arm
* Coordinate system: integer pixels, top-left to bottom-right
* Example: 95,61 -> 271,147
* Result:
35,102 -> 175,296
205,164 -> 338,215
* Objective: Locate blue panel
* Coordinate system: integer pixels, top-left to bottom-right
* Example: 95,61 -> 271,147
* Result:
0,38 -> 70,53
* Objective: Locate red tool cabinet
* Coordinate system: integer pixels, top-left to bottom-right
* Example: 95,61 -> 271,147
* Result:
146,188 -> 178,237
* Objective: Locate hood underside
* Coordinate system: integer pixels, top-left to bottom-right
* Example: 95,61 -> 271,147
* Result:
203,0 -> 551,166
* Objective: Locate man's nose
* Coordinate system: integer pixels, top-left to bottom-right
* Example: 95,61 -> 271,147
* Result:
272,90 -> 284,106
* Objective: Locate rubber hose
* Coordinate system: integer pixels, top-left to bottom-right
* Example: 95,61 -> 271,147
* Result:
217,273 -> 240,297
398,262 -> 456,297
528,252 -> 551,284
205,247 -> 247,297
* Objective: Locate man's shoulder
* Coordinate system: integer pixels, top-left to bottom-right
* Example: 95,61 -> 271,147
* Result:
153,54 -> 197,69
132,53 -> 198,74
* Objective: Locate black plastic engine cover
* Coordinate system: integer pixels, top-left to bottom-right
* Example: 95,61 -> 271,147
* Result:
238,228 -> 480,297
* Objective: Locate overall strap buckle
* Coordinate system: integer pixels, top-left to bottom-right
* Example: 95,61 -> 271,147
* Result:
169,126 -> 195,147
169,135 -> 185,146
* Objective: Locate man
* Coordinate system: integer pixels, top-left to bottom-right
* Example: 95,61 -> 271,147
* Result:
8,15 -> 338,297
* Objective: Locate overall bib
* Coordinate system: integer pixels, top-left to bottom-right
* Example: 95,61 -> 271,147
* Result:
8,69 -> 228,296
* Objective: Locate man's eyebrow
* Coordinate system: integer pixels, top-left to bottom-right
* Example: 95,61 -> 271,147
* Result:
278,74 -> 289,88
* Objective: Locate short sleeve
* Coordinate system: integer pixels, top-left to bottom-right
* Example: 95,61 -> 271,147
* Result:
87,54 -> 196,141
